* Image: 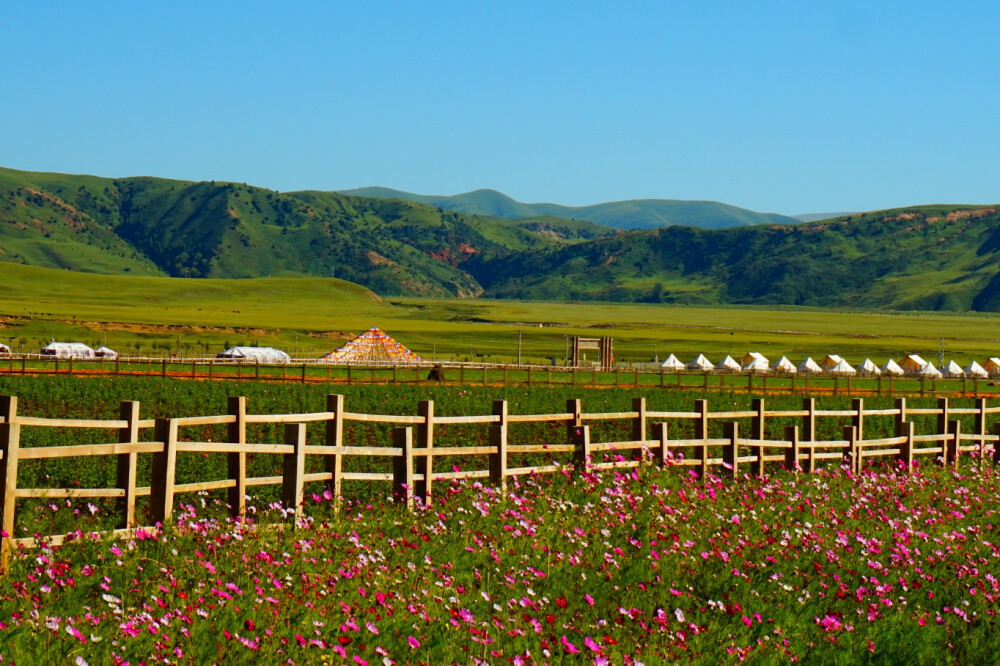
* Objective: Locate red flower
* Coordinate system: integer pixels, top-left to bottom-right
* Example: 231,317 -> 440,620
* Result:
338,636 -> 353,646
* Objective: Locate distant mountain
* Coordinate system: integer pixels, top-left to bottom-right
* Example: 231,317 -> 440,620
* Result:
792,212 -> 858,222
338,187 -> 799,230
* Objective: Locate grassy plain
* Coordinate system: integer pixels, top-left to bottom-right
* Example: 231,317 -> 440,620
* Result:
4,262 -> 1000,364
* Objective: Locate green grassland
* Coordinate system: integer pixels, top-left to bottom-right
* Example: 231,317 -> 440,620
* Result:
4,262 -> 1000,364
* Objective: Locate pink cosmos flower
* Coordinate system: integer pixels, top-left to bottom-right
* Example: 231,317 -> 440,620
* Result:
408,636 -> 421,649
561,635 -> 580,654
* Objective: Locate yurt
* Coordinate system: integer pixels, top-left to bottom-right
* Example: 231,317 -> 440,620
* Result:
716,355 -> 741,372
217,347 -> 291,363
95,346 -> 118,359
916,361 -> 943,379
743,355 -> 769,373
687,354 -> 714,371
880,359 -> 905,376
320,327 -> 422,365
900,354 -> 928,374
797,357 -> 823,374
984,358 -> 1000,377
965,361 -> 989,379
858,359 -> 881,376
773,356 -> 797,374
660,354 -> 685,371
820,354 -> 844,371
41,342 -> 95,359
828,359 -> 856,375
943,360 -> 964,378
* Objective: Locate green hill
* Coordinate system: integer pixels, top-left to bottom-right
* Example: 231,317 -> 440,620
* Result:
338,186 -> 799,230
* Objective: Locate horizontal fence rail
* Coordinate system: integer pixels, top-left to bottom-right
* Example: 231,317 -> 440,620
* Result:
4,354 -> 1000,399
1,393 -> 998,571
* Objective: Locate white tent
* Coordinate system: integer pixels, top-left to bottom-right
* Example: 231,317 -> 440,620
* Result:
820,354 -> 844,371
773,356 -> 796,374
660,354 -> 686,370
900,354 -> 928,374
984,358 -> 1000,377
943,360 -> 964,378
0,343 -> 10,355
916,361 -> 943,379
41,342 -> 95,359
743,356 -> 769,373
686,354 -> 714,371
881,359 -> 905,376
741,352 -> 768,367
95,346 -> 118,359
858,358 -> 881,376
965,361 -> 989,379
716,355 -> 741,372
217,346 -> 291,363
797,357 -> 823,374
828,359 -> 856,375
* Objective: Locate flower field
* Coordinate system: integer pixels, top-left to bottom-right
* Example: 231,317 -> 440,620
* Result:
4,453 -> 1000,664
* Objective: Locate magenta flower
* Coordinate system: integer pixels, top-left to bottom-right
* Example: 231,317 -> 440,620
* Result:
408,635 -> 421,649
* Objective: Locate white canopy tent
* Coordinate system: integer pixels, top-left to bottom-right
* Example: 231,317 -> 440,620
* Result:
716,355 -> 741,372
901,354 -> 928,374
828,359 -> 856,375
820,354 -> 844,371
965,361 -> 989,379
41,342 -> 95,359
797,357 -> 823,374
0,343 -> 10,355
660,354 -> 685,370
916,361 -> 943,379
743,356 -> 769,373
773,356 -> 796,374
858,359 -> 881,376
95,346 -> 118,359
687,354 -> 714,371
881,359 -> 905,376
943,360 -> 964,378
984,358 -> 1000,377
217,347 -> 292,363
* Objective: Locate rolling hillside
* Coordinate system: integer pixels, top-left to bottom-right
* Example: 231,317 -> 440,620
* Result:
338,186 -> 799,230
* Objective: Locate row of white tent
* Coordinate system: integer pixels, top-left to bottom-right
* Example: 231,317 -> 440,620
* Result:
660,352 -> 1000,379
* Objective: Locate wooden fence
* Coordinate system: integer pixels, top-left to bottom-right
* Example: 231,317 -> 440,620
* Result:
3,355 -> 1000,398
3,394 -> 1000,571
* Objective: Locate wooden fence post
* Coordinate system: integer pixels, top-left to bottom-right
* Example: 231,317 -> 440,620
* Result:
573,425 -> 591,474
894,397 -> 907,436
652,422 -> 669,467
632,396 -> 646,448
392,427 -> 414,511
695,398 -> 709,479
489,400 -> 508,492
976,398 -> 988,461
802,398 -> 815,444
116,401 -> 140,529
751,398 -> 765,440
281,423 -> 306,520
566,398 -> 582,444
722,422 -> 739,479
993,422 -> 1000,467
946,420 -> 961,467
0,396 -> 20,572
784,425 -> 799,473
150,418 -> 178,525
227,397 -> 247,518
852,398 -> 864,441
897,421 -> 914,471
937,398 -> 949,441
325,394 -> 344,510
844,425 -> 858,474
415,400 -> 434,504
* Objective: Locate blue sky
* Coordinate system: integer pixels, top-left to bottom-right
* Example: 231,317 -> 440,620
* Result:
2,1 -> 997,214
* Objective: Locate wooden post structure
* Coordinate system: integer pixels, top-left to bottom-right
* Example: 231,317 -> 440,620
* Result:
0,396 -> 20,572
488,400 -> 508,492
281,423 -> 306,521
802,398 -> 816,444
573,424 -> 591,474
415,400 -> 434,504
227,396 -> 247,518
722,422 -> 739,480
150,418 -> 178,525
993,422 -> 1000,467
894,397 -> 907,437
897,421 -> 914,471
566,398 -> 582,444
695,398 -> 709,479
116,401 -> 140,529
844,425 -> 858,474
325,394 -> 344,510
652,422 -> 669,467
784,425 -> 799,473
851,398 -> 864,441
976,398 -> 988,461
751,398 -> 765,440
392,427 -> 414,511
631,397 -> 646,451
946,420 -> 961,467
937,398 -> 949,442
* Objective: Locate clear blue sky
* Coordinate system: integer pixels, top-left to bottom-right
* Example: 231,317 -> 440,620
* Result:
3,1 -> 998,214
